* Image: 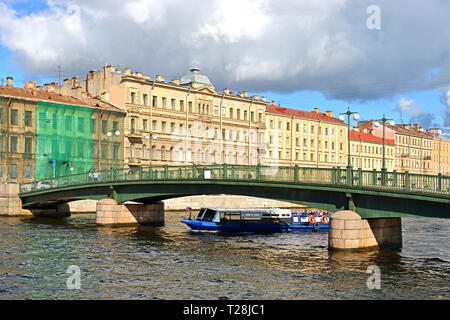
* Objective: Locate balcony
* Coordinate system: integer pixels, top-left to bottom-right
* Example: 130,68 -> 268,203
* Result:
128,129 -> 143,139
128,157 -> 141,166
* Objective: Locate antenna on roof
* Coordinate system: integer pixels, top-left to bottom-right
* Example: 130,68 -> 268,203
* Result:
57,65 -> 62,85
0,78 -> 4,86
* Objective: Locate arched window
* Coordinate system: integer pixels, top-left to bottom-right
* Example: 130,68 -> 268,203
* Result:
205,149 -> 209,163
196,149 -> 202,163
130,118 -> 136,130
151,145 -> 156,159
130,143 -> 135,158
142,144 -> 147,158
160,146 -> 165,160
170,147 -> 175,161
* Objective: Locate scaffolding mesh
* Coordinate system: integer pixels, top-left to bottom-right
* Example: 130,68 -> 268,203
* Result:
35,101 -> 95,180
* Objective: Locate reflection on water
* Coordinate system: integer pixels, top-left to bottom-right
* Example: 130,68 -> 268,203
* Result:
0,212 -> 448,299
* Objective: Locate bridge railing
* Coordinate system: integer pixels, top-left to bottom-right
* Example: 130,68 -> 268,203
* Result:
19,165 -> 450,196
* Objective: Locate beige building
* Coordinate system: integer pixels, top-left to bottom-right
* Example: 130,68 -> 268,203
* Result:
57,66 -> 267,167
350,128 -> 395,171
430,128 -> 450,176
265,103 -> 348,167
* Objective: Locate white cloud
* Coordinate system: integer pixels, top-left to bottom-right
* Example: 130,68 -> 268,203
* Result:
0,0 -> 450,126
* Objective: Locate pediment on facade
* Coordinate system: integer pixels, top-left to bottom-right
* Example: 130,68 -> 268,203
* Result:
196,86 -> 217,95
127,106 -> 142,114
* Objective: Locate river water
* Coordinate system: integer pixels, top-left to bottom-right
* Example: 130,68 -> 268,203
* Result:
0,212 -> 448,300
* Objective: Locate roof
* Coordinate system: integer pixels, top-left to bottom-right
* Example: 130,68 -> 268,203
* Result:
360,120 -> 432,139
0,85 -> 125,114
266,105 -> 345,125
179,68 -> 213,87
350,130 -> 394,145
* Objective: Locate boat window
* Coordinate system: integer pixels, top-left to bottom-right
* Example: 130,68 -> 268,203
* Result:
196,208 -> 206,220
202,209 -> 218,222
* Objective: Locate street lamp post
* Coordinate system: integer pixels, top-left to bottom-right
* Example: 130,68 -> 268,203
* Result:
145,133 -> 157,168
339,107 -> 359,185
373,115 -> 395,186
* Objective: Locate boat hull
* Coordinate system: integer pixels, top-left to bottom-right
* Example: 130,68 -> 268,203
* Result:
182,219 -> 284,233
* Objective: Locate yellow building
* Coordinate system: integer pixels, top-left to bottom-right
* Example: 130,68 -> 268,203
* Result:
265,103 -> 348,167
350,128 -> 395,171
430,128 -> 450,176
57,67 -> 267,167
0,77 -> 125,184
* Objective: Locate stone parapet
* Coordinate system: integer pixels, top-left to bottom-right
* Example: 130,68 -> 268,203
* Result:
329,210 -> 402,251
96,199 -> 164,226
0,184 -> 32,216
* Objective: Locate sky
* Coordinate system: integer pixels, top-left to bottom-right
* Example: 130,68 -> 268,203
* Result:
1,0 -> 450,133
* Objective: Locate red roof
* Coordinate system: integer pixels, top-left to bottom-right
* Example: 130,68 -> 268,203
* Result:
266,105 -> 345,124
350,130 -> 394,145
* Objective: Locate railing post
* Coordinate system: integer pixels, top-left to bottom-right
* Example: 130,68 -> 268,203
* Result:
223,163 -> 227,179
381,168 -> 387,186
294,165 -> 299,183
331,167 -> 336,184
438,173 -> 442,192
231,165 -> 235,179
139,166 -> 143,180
358,168 -> 362,187
372,169 -> 377,186
405,171 -> 410,190
257,164 -> 261,181
346,167 -> 352,186
192,164 -> 197,179
336,167 -> 341,185
164,164 -> 169,179
393,170 -> 397,188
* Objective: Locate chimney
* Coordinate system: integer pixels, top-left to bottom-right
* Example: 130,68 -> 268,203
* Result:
171,78 -> 180,85
271,100 -> 275,106
24,81 -> 37,90
419,127 -> 424,132
124,67 -> 131,75
239,91 -> 248,98
325,110 -> 333,117
89,70 -> 95,80
44,83 -> 50,92
223,88 -> 230,95
413,124 -> 418,130
63,78 -> 71,86
251,95 -> 259,100
6,76 -> 13,87
72,77 -> 79,88
314,107 -> 319,114
261,96 -> 266,102
37,86 -> 43,91
354,127 -> 360,132
155,74 -> 164,82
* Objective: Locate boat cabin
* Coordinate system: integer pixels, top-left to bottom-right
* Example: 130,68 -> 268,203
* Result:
195,208 -> 292,224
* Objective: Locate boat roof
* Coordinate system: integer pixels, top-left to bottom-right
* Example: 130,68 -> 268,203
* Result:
202,208 -> 291,214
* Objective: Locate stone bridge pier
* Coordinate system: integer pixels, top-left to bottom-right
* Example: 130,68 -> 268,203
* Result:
96,199 -> 165,226
329,211 -> 402,251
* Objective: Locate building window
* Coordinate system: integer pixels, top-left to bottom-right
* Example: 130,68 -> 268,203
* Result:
10,109 -> 18,125
24,137 -> 32,154
130,92 -> 136,104
0,107 -> 3,124
161,121 -> 166,133
113,143 -> 120,160
143,119 -> 148,131
142,144 -> 147,158
65,116 -> 73,131
143,94 -> 148,106
10,136 -> 18,153
244,110 -> 247,120
258,112 -> 262,122
102,120 -> 108,134
251,111 -> 254,121
171,99 -> 176,109
10,164 -> 18,179
130,144 -> 135,158
189,102 -> 193,113
130,118 -> 136,131
162,97 -> 167,108
113,121 -> 119,133
92,119 -> 96,133
152,96 -> 157,107
25,111 -> 32,126
153,120 -> 158,132
180,100 -> 184,111
160,146 -> 165,160
214,105 -> 219,116
230,108 -> 233,119
101,143 -> 108,159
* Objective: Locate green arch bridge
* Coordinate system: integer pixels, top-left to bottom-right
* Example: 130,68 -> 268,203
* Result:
19,164 -> 450,219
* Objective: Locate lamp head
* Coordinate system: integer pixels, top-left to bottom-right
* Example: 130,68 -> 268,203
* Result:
353,113 -> 360,121
107,132 -> 112,137
373,121 -> 380,128
115,131 -> 120,136
389,120 -> 395,126
338,114 -> 345,121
